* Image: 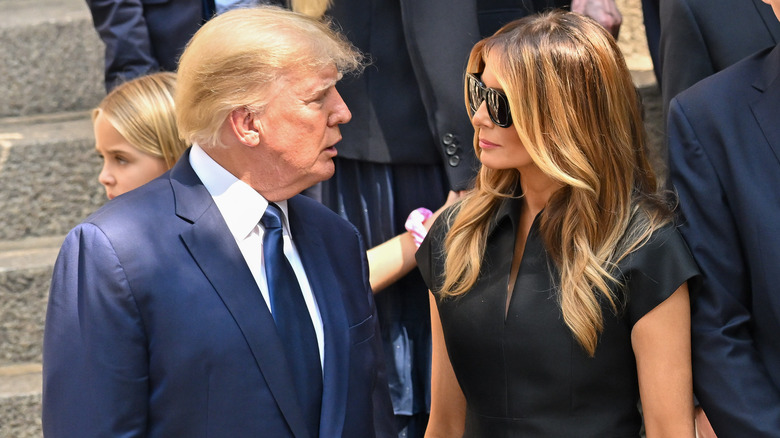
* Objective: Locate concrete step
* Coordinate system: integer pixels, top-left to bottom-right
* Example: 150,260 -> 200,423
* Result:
0,111 -> 105,242
0,237 -> 58,438
0,236 -> 62,366
0,0 -> 104,118
0,363 -> 43,438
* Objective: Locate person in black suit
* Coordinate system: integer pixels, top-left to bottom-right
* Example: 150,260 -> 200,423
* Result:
43,7 -> 394,436
641,0 -> 661,84
668,1 -> 780,435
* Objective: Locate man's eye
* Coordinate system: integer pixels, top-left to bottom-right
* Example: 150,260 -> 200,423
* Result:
312,88 -> 332,103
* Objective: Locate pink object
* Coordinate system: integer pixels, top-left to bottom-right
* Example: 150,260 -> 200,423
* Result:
405,207 -> 433,248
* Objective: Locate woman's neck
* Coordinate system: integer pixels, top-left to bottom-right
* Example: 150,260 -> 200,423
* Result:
518,165 -> 560,217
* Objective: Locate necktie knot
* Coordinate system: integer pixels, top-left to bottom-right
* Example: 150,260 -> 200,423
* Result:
261,203 -> 283,230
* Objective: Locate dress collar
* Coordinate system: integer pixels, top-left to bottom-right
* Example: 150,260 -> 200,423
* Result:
489,192 -> 523,236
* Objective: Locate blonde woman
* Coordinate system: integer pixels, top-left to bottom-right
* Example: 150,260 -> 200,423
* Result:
92,72 -> 188,199
417,11 -> 699,437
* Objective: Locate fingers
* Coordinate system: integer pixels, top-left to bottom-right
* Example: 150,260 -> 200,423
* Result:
570,0 -> 623,39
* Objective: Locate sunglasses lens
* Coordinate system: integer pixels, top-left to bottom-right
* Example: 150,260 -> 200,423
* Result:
467,75 -> 483,114
487,91 -> 510,127
467,73 -> 512,127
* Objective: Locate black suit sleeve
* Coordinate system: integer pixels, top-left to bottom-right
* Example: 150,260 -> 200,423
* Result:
399,0 -> 482,191
668,97 -> 780,436
659,0 -> 714,119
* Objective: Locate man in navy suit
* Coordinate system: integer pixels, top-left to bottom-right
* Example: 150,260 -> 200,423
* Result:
43,6 -> 394,437
668,0 -> 780,435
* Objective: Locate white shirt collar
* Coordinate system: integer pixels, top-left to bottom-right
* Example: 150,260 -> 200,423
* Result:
189,144 -> 291,239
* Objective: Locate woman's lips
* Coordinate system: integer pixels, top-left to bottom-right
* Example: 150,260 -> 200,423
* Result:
479,139 -> 499,150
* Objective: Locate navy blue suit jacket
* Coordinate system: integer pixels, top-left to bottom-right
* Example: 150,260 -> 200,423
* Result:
42,149 -> 394,437
669,43 -> 780,436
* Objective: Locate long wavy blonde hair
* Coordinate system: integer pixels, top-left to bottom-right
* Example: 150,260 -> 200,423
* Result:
441,11 -> 672,356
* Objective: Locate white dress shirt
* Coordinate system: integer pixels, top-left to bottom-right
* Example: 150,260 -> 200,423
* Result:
189,144 -> 324,366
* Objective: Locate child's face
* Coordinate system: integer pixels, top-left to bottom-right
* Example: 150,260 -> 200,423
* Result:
94,111 -> 167,200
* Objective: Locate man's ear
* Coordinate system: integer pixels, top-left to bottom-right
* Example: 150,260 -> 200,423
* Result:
227,107 -> 261,147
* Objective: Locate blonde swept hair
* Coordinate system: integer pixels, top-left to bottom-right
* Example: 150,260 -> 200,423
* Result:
93,72 -> 188,169
441,10 -> 672,356
175,5 -> 362,149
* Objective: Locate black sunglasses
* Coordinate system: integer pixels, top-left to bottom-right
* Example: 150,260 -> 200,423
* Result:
467,73 -> 513,128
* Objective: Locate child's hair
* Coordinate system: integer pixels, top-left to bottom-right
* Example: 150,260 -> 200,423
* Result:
93,72 -> 189,168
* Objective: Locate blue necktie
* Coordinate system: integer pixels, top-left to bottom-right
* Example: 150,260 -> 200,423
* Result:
261,203 -> 322,437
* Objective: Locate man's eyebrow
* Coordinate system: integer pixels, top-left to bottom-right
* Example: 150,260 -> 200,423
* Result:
324,72 -> 343,88
323,74 -> 342,89
309,77 -> 340,97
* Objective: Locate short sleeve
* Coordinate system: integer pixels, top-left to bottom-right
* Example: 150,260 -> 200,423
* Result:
619,224 -> 701,326
415,207 -> 455,294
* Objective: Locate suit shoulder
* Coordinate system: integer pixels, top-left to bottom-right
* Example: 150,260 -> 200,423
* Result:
82,177 -> 174,233
677,46 -> 771,107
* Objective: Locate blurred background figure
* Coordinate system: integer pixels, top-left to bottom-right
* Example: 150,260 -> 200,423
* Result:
659,0 -> 780,119
86,0 -> 286,91
87,0 -> 215,91
641,0 -> 660,83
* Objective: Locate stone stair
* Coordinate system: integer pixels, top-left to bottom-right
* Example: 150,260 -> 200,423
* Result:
0,0 -> 661,436
0,364 -> 42,438
0,0 -> 105,436
0,0 -> 104,118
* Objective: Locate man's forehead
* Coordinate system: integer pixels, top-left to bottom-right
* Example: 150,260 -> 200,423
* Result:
283,65 -> 342,91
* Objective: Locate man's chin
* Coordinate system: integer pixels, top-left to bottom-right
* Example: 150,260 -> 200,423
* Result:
299,159 -> 336,189
317,160 -> 336,182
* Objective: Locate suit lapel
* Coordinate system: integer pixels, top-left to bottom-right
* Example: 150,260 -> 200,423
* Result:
750,45 -> 780,168
753,0 -> 780,43
170,152 -> 311,438
288,196 -> 350,438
